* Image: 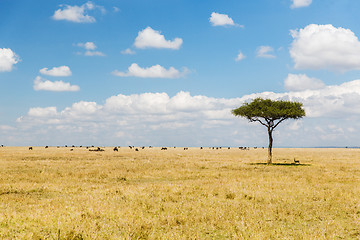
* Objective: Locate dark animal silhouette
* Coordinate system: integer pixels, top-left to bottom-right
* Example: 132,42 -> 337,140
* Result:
294,158 -> 300,164
89,147 -> 105,152
29,147 -> 33,150
161,147 -> 167,150
113,147 -> 118,152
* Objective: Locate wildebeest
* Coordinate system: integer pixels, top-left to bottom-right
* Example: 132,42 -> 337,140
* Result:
29,147 -> 33,150
294,158 -> 300,164
161,147 -> 167,150
113,147 -> 118,152
135,148 -> 139,151
200,147 -> 203,149
45,146 -> 48,149
89,147 -> 104,152
184,147 -> 188,150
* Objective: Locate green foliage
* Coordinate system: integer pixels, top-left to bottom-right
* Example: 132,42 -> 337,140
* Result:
232,98 -> 306,164
232,98 -> 305,124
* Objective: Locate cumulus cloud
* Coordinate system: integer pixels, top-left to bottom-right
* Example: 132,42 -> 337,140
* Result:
0,48 -> 20,72
284,74 -> 325,91
290,24 -> 360,72
291,0 -> 312,9
243,80 -> 360,118
5,77 -> 359,147
121,48 -> 136,55
52,1 -> 104,23
76,42 -> 105,56
33,76 -> 80,92
256,46 -> 276,58
112,63 -> 187,78
28,107 -> 58,118
134,27 -> 183,50
15,79 -> 360,147
235,51 -> 246,61
210,12 -> 236,27
39,66 -> 72,77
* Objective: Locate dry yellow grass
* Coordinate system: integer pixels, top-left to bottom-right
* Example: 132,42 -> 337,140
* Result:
0,146 -> 359,239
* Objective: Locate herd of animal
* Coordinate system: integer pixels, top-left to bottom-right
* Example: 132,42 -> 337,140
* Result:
1,145 -> 301,164
24,145 -> 262,152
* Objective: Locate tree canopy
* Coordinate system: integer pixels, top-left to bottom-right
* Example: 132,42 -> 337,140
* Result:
232,98 -> 305,164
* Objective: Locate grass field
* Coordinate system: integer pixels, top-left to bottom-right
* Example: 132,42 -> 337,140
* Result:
0,146 -> 359,239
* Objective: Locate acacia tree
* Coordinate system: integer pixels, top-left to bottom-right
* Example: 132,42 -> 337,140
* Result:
232,98 -> 305,164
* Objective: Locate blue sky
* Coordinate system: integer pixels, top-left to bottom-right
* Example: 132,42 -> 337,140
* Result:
1,0 -> 360,147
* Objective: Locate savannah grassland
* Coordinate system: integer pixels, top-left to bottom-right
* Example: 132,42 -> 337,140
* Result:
0,147 -> 359,239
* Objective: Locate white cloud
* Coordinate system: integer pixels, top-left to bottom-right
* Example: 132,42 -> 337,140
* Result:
291,0 -> 312,9
0,48 -> 20,72
121,48 -> 136,55
84,51 -> 105,56
290,24 -> 360,72
243,80 -> 360,118
134,27 -> 183,50
284,74 -> 325,91
209,12 -> 243,27
235,51 -> 246,61
39,66 -> 72,77
256,46 -> 276,58
77,42 -> 97,50
11,79 -> 360,147
33,76 -> 80,92
28,107 -> 58,118
112,63 -> 187,78
209,12 -> 234,26
76,42 -> 105,56
52,1 -> 104,23
62,101 -> 101,119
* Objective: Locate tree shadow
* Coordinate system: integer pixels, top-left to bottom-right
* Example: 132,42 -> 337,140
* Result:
249,163 -> 311,167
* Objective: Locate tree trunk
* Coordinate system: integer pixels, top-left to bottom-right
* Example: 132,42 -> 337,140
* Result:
267,128 -> 273,164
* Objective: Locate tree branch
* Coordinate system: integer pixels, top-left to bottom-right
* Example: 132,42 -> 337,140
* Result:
273,117 -> 287,129
252,118 -> 268,127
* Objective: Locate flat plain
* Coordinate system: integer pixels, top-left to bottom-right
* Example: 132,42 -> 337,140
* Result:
0,146 -> 359,239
